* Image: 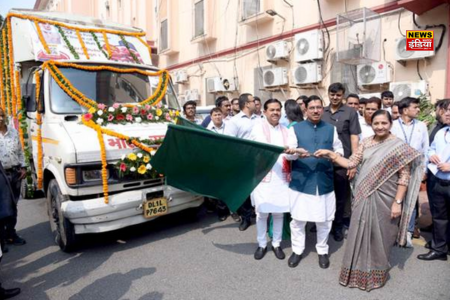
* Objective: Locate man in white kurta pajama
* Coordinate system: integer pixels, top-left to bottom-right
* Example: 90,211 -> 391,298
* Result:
250,99 -> 290,260
286,97 -> 344,269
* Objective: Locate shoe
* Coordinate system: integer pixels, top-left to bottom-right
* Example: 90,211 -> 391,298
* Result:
333,230 -> 344,242
405,232 -> 413,248
0,287 -> 21,299
413,227 -> 421,239
417,251 -> 447,261
272,247 -> 285,260
254,247 -> 267,260
318,254 -> 330,269
288,253 -> 302,268
6,235 -> 26,246
231,213 -> 241,223
218,212 -> 229,222
425,241 -> 431,249
239,218 -> 251,231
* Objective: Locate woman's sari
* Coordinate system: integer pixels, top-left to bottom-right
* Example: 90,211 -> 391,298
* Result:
339,136 -> 423,291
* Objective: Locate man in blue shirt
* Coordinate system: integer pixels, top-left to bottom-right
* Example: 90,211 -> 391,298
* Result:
418,99 -> 450,261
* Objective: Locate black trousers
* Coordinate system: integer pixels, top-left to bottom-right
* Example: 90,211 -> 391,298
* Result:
4,168 -> 21,238
332,167 -> 351,232
237,197 -> 252,221
430,179 -> 450,254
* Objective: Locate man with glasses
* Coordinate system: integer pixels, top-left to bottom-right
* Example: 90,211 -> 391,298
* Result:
201,96 -> 232,128
183,101 -> 202,124
418,100 -> 450,261
322,83 -> 361,242
231,98 -> 240,116
285,95 -> 343,269
225,93 -> 260,231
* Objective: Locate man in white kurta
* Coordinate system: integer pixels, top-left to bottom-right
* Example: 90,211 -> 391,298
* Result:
250,99 -> 290,260
285,97 -> 344,269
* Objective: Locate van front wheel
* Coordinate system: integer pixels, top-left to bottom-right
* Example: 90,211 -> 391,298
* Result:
47,179 -> 77,252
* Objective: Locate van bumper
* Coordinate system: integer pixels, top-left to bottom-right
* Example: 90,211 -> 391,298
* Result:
61,186 -> 203,234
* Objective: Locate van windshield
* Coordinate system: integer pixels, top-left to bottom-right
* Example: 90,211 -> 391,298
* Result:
50,67 -> 180,114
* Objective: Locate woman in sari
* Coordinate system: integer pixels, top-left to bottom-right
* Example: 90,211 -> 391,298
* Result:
315,110 -> 423,291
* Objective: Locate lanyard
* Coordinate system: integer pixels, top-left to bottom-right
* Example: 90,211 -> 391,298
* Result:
398,119 -> 415,145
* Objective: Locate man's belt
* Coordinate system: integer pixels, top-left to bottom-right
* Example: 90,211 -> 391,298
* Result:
436,177 -> 450,186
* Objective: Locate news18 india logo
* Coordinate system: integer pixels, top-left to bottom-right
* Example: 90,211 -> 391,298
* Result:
406,30 -> 434,51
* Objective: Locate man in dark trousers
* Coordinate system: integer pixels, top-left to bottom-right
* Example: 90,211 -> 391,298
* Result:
322,83 -> 361,241
0,162 -> 21,299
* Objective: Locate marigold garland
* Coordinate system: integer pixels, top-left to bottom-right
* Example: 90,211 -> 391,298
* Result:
136,36 -> 153,60
7,13 -> 146,37
119,34 -> 139,63
7,19 -> 16,117
102,31 -> 112,58
34,20 -> 51,54
35,72 -> 43,189
0,33 -> 4,112
15,70 -> 25,149
76,30 -> 90,59
56,25 -> 79,59
95,126 -> 109,203
2,28 -> 10,116
90,32 -> 109,58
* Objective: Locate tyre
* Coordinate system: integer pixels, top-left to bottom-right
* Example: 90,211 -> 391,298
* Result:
46,179 -> 77,252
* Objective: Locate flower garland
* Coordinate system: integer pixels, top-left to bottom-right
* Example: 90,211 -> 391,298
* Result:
136,36 -> 153,60
90,32 -> 108,58
2,28 -> 10,116
0,32 -> 4,112
7,13 -> 147,37
34,20 -> 51,54
42,61 -> 170,110
15,70 -> 24,149
95,126 -> 109,203
76,30 -> 90,59
56,25 -> 80,59
35,72 -> 43,189
117,150 -> 160,179
119,35 -> 139,64
102,31 -> 112,58
7,19 -> 16,117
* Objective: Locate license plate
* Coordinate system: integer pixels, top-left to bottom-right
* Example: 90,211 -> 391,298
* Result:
143,197 -> 168,219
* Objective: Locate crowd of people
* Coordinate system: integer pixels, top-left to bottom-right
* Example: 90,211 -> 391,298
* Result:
183,82 -> 450,292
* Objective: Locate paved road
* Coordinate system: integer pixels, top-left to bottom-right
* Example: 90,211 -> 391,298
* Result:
1,197 -> 449,300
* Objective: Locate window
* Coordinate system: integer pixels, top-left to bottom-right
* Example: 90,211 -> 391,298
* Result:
194,0 -> 205,38
242,0 -> 260,21
160,19 -> 168,51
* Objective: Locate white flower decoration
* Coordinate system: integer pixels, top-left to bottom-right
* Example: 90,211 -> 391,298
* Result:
108,107 -> 115,112
135,117 -> 142,123
150,150 -> 156,156
137,153 -> 143,158
146,163 -> 152,170
130,167 -> 136,172
121,154 -> 126,160
97,110 -> 104,116
121,107 -> 128,113
155,116 -> 159,121
96,119 -> 104,125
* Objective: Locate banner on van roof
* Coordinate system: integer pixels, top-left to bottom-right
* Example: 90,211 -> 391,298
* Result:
28,20 -> 152,65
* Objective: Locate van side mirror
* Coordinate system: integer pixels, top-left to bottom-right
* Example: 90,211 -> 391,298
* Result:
25,95 -> 36,113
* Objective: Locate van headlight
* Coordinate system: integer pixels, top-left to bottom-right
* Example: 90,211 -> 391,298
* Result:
82,169 -> 109,182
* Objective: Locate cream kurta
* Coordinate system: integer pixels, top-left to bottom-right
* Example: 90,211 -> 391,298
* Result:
287,126 -> 344,222
250,120 -> 290,213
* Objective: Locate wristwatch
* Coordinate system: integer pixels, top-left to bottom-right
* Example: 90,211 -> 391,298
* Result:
395,199 -> 403,205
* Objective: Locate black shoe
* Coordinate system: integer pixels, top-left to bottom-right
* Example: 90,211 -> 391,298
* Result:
231,213 -> 241,223
318,254 -> 330,269
218,211 -> 229,222
6,235 -> 26,246
1,244 -> 8,253
239,218 -> 251,231
254,247 -> 267,260
288,253 -> 302,268
417,251 -> 448,261
0,287 -> 21,299
272,247 -> 285,260
333,230 -> 344,242
425,241 -> 431,249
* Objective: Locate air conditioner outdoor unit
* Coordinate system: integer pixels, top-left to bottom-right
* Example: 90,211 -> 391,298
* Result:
292,62 -> 322,85
206,77 -> 238,93
266,41 -> 289,62
185,89 -> 200,101
358,92 -> 381,99
263,68 -> 288,87
357,61 -> 392,85
389,80 -> 428,101
395,37 -> 435,61
174,70 -> 188,84
294,29 -> 323,62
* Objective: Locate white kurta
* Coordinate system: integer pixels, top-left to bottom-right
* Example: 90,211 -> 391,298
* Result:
359,118 -> 374,140
286,125 -> 344,222
250,121 -> 290,213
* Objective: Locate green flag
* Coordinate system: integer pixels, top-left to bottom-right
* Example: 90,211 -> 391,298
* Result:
151,122 -> 284,212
